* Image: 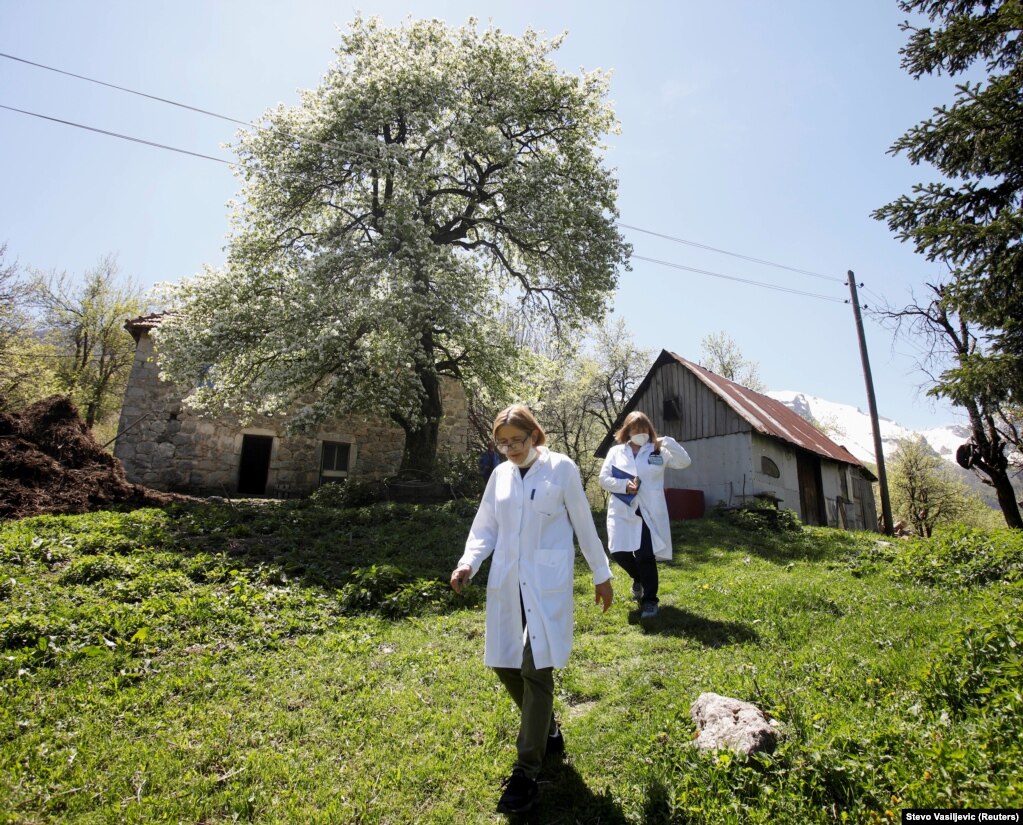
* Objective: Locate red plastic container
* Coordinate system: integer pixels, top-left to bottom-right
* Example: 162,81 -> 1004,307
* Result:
664,488 -> 705,521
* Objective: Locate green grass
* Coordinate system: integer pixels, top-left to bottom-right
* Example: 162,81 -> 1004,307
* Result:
1,501 -> 1021,823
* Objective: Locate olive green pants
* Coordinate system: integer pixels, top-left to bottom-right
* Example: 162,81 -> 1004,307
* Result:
493,635 -> 557,780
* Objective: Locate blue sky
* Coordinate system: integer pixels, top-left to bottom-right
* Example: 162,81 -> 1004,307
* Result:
1,1 -> 971,430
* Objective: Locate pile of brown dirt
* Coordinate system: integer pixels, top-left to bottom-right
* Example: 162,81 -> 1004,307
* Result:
0,396 -> 186,520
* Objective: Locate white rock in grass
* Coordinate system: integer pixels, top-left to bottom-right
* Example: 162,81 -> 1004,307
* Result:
690,692 -> 779,755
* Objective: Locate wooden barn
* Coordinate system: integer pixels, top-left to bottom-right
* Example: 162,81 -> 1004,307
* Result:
595,350 -> 878,531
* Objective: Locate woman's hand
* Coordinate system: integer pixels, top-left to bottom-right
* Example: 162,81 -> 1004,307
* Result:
594,578 -> 613,612
450,564 -> 472,593
626,479 -> 640,495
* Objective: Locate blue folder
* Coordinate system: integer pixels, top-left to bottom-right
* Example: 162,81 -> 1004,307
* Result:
610,465 -> 637,505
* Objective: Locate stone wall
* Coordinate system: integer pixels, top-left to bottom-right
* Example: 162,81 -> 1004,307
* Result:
114,330 -> 469,496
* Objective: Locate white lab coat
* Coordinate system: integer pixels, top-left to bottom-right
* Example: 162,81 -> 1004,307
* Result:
598,436 -> 692,561
457,447 -> 612,670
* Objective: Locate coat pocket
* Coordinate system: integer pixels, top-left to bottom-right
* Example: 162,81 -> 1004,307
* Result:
529,482 -> 564,518
537,547 -> 573,593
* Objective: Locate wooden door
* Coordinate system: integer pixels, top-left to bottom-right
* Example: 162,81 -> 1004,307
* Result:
796,451 -> 825,526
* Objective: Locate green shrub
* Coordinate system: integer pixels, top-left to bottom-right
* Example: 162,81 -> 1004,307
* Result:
0,612 -> 53,650
337,564 -> 409,614
715,501 -> 802,533
435,452 -> 485,499
921,614 -> 1023,718
58,554 -> 133,585
896,526 -> 1023,588
308,479 -> 380,508
335,564 -> 466,618
96,570 -> 194,602
379,578 -> 456,618
178,552 -> 232,583
440,497 -> 480,519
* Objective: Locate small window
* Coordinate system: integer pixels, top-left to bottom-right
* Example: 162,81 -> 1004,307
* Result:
320,441 -> 351,485
761,456 -> 780,478
663,397 -> 683,421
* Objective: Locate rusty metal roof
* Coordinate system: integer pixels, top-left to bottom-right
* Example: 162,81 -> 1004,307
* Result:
597,350 -> 873,477
665,352 -> 867,469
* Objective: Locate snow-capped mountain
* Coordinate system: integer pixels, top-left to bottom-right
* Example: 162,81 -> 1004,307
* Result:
766,390 -> 970,466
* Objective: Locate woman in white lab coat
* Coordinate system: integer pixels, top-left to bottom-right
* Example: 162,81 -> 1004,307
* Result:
599,411 -> 691,620
450,404 -> 613,816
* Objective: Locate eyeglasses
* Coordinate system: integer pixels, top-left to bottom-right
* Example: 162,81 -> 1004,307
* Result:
495,434 -> 531,453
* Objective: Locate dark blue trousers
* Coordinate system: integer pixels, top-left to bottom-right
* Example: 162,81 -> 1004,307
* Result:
611,509 -> 658,604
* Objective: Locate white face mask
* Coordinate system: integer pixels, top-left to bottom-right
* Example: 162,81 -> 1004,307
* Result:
523,446 -> 538,466
630,433 -> 650,447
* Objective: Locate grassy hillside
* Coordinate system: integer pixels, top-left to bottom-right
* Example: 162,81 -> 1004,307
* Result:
1,500 -> 1021,823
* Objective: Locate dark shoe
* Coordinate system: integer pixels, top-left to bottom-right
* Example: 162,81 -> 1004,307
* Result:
496,769 -> 538,815
631,580 -> 643,602
640,601 -> 658,620
546,725 -> 565,758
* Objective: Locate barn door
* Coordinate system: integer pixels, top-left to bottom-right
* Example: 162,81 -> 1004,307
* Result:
237,435 -> 273,495
796,451 -> 825,526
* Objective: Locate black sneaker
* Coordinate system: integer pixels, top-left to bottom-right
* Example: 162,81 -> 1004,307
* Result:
496,769 -> 538,815
631,580 -> 643,602
546,725 -> 565,758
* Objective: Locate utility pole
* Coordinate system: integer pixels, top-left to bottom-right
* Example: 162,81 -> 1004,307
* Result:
848,272 -> 893,535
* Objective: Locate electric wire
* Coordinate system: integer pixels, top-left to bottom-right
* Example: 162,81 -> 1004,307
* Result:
631,255 -> 846,303
0,51 -> 412,171
3,49 -> 848,291
618,223 -> 843,283
0,51 -> 251,127
1,100 -> 851,306
0,104 -> 233,166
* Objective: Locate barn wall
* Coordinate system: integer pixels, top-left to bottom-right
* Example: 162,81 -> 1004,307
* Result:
750,432 -> 802,517
853,471 -> 879,531
647,362 -> 750,442
664,433 -> 753,509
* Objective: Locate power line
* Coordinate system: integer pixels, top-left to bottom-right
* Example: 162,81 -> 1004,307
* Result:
0,104 -> 233,166
860,284 -> 889,308
0,51 -> 251,127
619,223 -> 843,283
631,255 -> 846,303
4,49 -> 848,288
0,50 -> 399,171
1,101 -> 852,306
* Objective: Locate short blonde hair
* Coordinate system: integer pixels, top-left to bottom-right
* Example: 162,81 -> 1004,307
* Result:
614,411 -> 658,445
492,404 -> 547,446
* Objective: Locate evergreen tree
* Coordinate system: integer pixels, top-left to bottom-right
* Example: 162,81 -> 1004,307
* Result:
873,1 -> 1023,398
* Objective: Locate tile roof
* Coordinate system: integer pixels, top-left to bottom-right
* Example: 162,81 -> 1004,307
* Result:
124,312 -> 166,342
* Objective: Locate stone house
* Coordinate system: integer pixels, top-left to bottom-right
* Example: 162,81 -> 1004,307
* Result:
595,350 -> 878,531
114,314 -> 469,496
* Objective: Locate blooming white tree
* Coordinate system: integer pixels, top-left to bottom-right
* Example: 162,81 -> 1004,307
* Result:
156,17 -> 630,472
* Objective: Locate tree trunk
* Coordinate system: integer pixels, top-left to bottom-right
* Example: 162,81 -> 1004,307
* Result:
991,471 -> 1023,529
962,403 -> 1023,530
398,364 -> 443,476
